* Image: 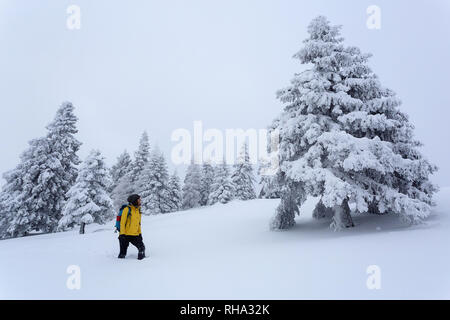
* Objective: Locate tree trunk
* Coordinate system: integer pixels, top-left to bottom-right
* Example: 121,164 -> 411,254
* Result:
79,222 -> 85,234
270,191 -> 298,230
331,199 -> 354,230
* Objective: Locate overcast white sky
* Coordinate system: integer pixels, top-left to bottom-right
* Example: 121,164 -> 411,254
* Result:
0,0 -> 449,187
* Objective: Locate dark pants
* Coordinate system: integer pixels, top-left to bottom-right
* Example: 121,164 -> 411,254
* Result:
118,234 -> 146,258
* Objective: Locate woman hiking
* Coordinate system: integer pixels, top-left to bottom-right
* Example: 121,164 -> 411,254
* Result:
118,194 -> 146,260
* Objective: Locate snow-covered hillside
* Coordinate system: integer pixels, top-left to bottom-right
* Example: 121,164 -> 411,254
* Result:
1,188 -> 449,300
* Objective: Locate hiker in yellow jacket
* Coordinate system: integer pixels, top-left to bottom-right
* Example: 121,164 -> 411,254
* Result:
118,194 -> 146,260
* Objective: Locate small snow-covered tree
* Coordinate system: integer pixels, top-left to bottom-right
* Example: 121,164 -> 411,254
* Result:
258,158 -> 281,199
111,132 -> 150,209
128,131 -> 150,193
58,149 -> 114,234
231,143 -> 256,201
167,171 -> 182,212
271,16 -> 437,231
138,149 -> 172,215
258,122 -> 282,199
200,162 -> 215,206
182,162 -> 202,209
111,172 -> 134,210
208,161 -> 235,205
109,150 -> 132,193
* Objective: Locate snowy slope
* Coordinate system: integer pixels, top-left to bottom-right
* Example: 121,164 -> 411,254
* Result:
1,188 -> 449,300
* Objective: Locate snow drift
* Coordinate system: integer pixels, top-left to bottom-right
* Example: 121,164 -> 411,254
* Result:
0,188 -> 449,299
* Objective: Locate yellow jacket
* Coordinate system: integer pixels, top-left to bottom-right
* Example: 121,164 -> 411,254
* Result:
120,205 -> 142,236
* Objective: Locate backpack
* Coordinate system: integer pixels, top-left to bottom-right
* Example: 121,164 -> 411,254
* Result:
115,205 -> 132,232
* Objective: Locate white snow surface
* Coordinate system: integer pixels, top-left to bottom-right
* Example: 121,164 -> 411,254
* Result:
1,188 -> 449,299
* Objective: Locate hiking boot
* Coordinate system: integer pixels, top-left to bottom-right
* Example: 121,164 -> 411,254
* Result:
138,251 -> 145,260
118,254 -> 126,259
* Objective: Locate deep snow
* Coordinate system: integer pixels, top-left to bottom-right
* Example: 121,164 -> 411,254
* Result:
1,188 -> 449,299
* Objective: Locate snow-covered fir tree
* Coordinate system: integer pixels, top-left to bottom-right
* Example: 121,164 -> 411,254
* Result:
44,101 -> 82,229
182,161 -> 202,209
0,204 -> 6,237
128,131 -> 150,193
258,158 -> 281,199
0,102 -> 81,238
258,121 -> 282,199
109,150 -> 132,193
46,101 -> 82,186
111,132 -> 150,209
270,16 -> 437,231
58,150 -> 114,234
0,141 -> 35,238
138,149 -> 172,215
0,137 -> 61,237
231,143 -> 256,200
110,172 -> 134,210
167,171 -> 182,212
200,161 -> 215,206
208,160 -> 235,205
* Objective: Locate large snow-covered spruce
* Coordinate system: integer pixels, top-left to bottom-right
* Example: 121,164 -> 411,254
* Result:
0,102 -> 81,238
45,101 -> 82,227
231,143 -> 256,201
58,149 -> 114,234
46,101 -> 82,185
271,16 -> 437,230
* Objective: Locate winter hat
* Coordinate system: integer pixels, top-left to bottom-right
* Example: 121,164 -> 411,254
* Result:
127,194 -> 141,206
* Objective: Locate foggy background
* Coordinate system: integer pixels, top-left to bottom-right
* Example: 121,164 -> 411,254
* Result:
0,0 -> 449,187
